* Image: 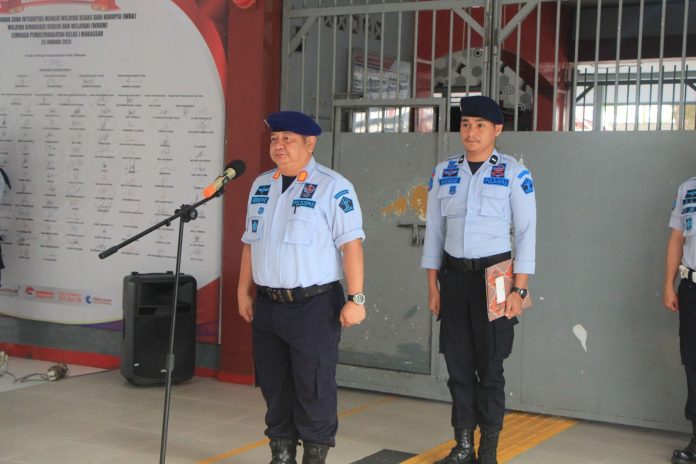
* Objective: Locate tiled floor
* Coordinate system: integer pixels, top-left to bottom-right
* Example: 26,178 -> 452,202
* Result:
0,362 -> 690,463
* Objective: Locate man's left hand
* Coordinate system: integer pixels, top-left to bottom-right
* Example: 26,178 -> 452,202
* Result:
505,292 -> 523,319
340,301 -> 366,327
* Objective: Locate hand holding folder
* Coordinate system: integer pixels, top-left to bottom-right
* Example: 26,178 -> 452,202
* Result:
485,259 -> 531,321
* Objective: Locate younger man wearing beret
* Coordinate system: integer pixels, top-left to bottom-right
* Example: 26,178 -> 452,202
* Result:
237,111 -> 366,464
421,96 -> 536,464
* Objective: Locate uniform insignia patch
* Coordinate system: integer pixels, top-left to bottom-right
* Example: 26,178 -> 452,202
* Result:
301,183 -> 317,198
251,196 -> 269,204
682,206 -> 696,215
521,177 -> 534,194
687,217 -> 693,231
449,186 -> 457,195
255,185 -> 271,196
339,197 -> 354,213
251,219 -> 259,233
491,164 -> 506,178
483,177 -> 509,186
334,189 -> 349,199
443,168 -> 459,177
291,199 -> 316,208
258,207 -> 264,214
439,177 -> 461,186
428,177 -> 433,191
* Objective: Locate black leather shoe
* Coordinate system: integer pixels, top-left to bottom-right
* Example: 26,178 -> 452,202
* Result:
302,442 -> 330,464
435,428 -> 476,464
269,437 -> 298,464
673,437 -> 696,464
477,428 -> 500,464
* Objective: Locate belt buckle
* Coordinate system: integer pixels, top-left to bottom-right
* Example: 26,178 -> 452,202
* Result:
270,288 -> 283,303
285,289 -> 295,303
680,265 -> 690,280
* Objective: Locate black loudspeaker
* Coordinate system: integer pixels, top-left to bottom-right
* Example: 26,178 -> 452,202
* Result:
121,272 -> 197,385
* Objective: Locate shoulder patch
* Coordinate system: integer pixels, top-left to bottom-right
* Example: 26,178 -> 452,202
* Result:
521,177 -> 534,194
339,196 -> 354,213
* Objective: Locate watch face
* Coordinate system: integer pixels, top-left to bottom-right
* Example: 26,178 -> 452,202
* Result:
351,293 -> 366,305
518,289 -> 528,299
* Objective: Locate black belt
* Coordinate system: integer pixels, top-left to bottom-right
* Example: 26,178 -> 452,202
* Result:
443,251 -> 512,272
257,281 -> 340,304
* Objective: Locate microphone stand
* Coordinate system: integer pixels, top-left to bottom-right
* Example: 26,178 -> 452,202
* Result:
99,186 -> 226,464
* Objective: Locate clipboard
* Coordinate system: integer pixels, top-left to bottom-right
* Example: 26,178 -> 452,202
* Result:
485,259 -> 531,321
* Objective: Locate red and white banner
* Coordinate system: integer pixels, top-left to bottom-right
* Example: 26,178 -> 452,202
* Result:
0,0 -> 226,334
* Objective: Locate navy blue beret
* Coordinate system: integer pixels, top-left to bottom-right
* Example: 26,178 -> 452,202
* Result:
459,96 -> 504,125
265,111 -> 322,136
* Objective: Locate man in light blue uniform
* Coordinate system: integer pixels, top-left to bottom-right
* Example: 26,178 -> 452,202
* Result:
664,177 -> 696,464
237,111 -> 366,464
421,96 -> 536,464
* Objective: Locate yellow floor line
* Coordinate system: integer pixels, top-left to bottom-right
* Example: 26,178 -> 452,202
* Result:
402,411 -> 578,464
197,395 -> 396,463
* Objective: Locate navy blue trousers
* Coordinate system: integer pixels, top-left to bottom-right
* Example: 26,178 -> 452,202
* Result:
679,279 -> 696,423
252,285 -> 343,446
438,265 -> 516,431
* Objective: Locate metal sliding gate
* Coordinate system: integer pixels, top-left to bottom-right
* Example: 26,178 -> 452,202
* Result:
284,0 -> 696,432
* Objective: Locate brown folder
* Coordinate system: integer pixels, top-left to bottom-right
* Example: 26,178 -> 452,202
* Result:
485,259 -> 531,321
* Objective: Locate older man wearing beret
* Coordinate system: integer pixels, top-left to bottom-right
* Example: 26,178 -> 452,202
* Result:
421,96 -> 536,464
237,111 -> 366,464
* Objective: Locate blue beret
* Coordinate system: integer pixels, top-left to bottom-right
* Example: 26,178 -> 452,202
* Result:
459,96 -> 504,125
265,111 -> 322,136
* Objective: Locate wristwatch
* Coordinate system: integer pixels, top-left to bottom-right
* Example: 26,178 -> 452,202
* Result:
348,293 -> 366,305
510,287 -> 528,299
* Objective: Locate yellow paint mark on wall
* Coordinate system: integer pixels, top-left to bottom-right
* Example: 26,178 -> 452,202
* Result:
382,195 -> 408,216
382,184 -> 429,220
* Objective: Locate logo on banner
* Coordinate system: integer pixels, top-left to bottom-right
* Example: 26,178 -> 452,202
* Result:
0,0 -> 119,14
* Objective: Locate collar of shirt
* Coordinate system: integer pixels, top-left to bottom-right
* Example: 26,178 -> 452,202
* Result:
271,157 -> 317,184
458,149 -> 501,176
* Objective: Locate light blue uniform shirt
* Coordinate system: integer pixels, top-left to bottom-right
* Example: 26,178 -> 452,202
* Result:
242,157 -> 365,288
421,149 -> 536,275
669,177 -> 696,270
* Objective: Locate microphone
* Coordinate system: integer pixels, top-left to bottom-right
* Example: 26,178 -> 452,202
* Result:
203,160 -> 246,198
46,363 -> 68,381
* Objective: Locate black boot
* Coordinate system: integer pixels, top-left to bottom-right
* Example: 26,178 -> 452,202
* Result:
673,437 -> 696,464
434,428 -> 476,464
302,442 -> 330,464
269,437 -> 298,464
477,428 -> 500,464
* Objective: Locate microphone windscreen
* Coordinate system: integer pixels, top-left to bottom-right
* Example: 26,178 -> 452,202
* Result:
228,160 -> 246,178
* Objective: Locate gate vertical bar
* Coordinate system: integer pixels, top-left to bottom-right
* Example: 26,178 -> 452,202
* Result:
679,0 -> 690,130
656,0 -> 666,130
572,0 -> 581,132
635,0 -> 645,130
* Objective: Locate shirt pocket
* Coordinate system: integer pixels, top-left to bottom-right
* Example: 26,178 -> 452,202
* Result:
480,185 -> 509,217
438,186 -> 464,217
284,218 -> 314,245
244,216 -> 264,241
